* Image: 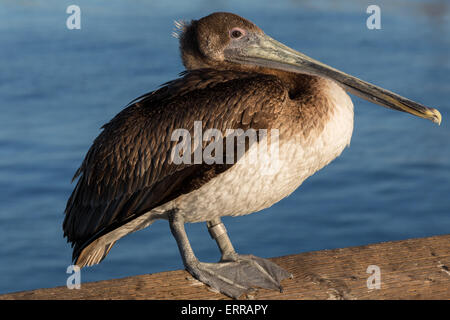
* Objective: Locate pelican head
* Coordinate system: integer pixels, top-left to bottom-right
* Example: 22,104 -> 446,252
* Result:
179,12 -> 441,125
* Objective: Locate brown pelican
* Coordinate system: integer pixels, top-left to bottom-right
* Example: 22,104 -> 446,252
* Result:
63,12 -> 441,298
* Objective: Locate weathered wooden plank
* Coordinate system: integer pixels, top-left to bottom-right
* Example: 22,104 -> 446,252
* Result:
1,234 -> 449,300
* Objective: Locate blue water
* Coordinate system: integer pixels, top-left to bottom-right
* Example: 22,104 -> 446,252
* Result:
0,0 -> 449,294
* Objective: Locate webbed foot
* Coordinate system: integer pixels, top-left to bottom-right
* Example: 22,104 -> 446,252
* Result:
187,254 -> 292,298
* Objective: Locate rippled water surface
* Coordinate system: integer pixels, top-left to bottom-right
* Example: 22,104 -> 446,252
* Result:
0,0 -> 449,294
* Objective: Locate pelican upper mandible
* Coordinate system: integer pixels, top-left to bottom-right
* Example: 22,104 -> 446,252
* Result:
63,12 -> 441,298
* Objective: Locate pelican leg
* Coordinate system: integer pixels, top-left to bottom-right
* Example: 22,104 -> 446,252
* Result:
169,211 -> 291,298
169,211 -> 247,298
206,218 -> 237,261
206,218 -> 292,290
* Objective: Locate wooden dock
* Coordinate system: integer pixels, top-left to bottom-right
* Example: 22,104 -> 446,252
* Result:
1,234 -> 449,300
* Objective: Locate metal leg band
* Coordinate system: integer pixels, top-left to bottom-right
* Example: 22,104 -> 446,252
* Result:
207,222 -> 227,240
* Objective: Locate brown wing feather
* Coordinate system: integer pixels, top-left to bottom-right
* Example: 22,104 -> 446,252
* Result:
63,68 -> 287,263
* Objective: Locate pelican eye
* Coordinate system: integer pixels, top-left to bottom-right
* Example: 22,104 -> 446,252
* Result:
230,28 -> 245,39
